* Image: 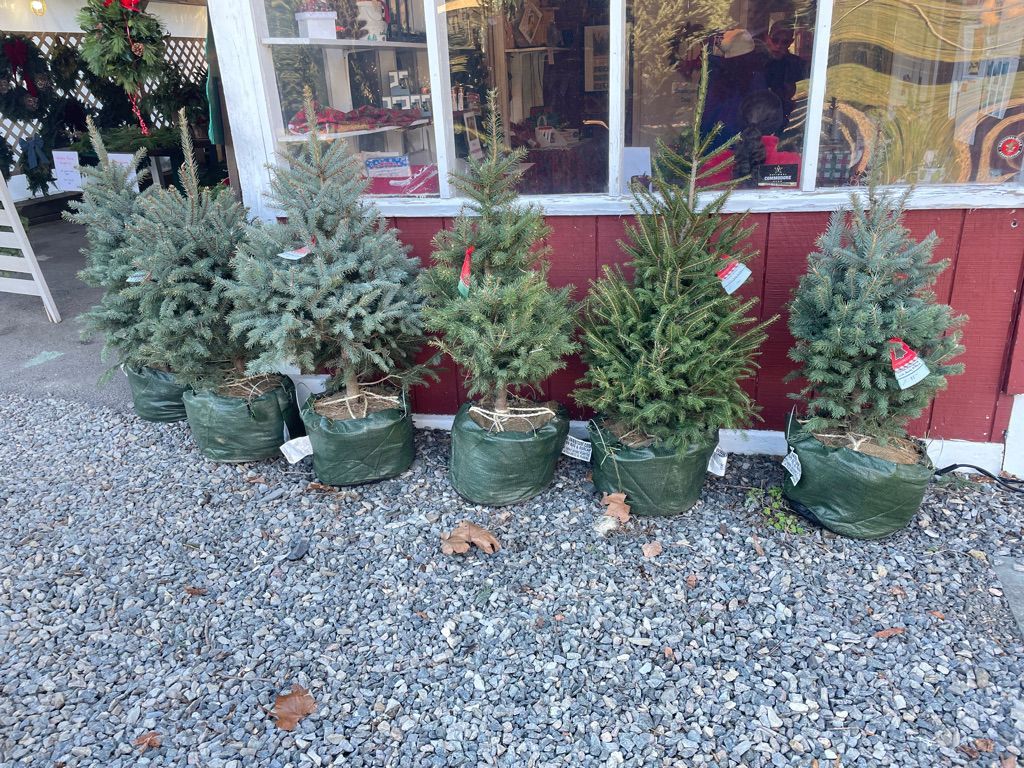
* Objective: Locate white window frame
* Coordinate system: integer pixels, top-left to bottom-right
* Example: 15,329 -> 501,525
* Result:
212,0 -> 1024,220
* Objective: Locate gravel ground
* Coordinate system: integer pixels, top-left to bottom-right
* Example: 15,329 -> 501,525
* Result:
2,394 -> 1023,768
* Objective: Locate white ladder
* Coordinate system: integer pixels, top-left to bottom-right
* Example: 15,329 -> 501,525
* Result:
0,174 -> 60,323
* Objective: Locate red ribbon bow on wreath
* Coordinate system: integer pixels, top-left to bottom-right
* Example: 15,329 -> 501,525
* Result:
2,38 -> 38,97
103,0 -> 142,10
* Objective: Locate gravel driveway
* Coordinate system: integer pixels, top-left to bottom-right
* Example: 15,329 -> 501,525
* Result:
2,394 -> 1022,767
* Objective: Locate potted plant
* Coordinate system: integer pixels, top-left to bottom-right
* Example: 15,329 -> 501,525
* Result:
420,95 -> 578,506
784,182 -> 965,539
68,119 -> 190,422
295,0 -> 339,38
228,90 -> 432,485
574,49 -> 775,516
125,113 -> 302,461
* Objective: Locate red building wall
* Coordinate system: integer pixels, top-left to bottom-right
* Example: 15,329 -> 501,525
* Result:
391,209 -> 1024,443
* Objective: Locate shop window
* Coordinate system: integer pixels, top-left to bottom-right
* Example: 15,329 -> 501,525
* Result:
626,0 -> 817,191
817,0 -> 1024,186
445,0 -> 610,194
263,0 -> 440,196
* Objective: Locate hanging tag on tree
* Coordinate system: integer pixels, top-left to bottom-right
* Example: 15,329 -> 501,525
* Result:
562,435 -> 592,461
782,449 -> 802,485
279,246 -> 310,261
707,445 -> 728,477
458,246 -> 474,297
280,435 -> 314,464
889,338 -> 930,390
717,260 -> 752,295
126,270 -> 149,284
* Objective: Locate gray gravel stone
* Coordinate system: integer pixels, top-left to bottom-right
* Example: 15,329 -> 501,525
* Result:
1,394 -> 1022,767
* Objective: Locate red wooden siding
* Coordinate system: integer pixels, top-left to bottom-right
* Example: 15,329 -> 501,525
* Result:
401,208 -> 1024,442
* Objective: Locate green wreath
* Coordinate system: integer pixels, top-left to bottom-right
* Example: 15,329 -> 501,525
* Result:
0,35 -> 54,122
77,0 -> 166,133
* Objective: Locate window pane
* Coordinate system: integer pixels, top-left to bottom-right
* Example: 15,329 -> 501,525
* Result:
264,0 -> 439,196
444,0 -> 610,194
627,0 -> 817,191
819,0 -> 1024,186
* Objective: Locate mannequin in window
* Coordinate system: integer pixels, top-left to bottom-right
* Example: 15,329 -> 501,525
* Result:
701,29 -> 769,152
760,21 -> 808,132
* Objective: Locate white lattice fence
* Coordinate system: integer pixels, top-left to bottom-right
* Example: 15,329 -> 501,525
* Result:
2,33 -> 205,165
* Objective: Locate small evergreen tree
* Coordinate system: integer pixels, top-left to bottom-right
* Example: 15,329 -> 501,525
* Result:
66,118 -> 152,376
227,90 -> 429,398
787,184 -> 965,439
124,112 -> 248,389
574,48 -> 774,448
419,95 -> 578,414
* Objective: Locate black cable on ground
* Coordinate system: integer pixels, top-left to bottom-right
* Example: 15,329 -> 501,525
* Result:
934,464 -> 1024,494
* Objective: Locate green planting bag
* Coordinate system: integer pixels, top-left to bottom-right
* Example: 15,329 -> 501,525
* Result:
125,365 -> 189,423
589,419 -> 716,516
301,393 -> 414,486
183,377 -> 303,463
783,414 -> 933,540
450,402 -> 569,506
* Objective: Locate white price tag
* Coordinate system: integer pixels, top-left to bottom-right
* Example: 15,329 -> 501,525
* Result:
717,261 -> 752,295
782,449 -> 802,486
707,445 -> 728,477
279,246 -> 310,261
52,150 -> 83,192
126,271 -> 149,284
280,435 -> 313,464
890,338 -> 930,390
562,435 -> 592,462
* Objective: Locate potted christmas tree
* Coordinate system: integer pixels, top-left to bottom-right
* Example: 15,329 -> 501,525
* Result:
574,49 -> 774,516
228,90 -> 431,485
784,183 -> 965,539
68,119 -> 189,422
420,96 -> 577,506
125,113 -> 303,462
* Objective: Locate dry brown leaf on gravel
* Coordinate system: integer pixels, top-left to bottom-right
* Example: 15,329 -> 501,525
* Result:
642,541 -> 663,558
601,492 -> 631,523
663,646 -> 675,660
686,573 -> 698,589
928,610 -> 946,620
973,739 -> 995,752
751,534 -> 765,557
889,585 -> 907,599
133,732 -> 161,752
1001,754 -> 1018,767
440,521 -> 500,555
874,627 -> 905,639
184,586 -> 207,597
271,685 -> 316,731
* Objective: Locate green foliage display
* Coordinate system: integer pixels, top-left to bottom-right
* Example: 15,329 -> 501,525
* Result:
65,118 -> 153,376
125,114 -> 248,390
143,61 -> 209,127
228,91 -> 429,397
745,486 -> 805,534
787,184 -> 965,438
77,0 -> 166,132
574,49 -> 774,449
0,34 -> 54,122
420,97 -> 578,413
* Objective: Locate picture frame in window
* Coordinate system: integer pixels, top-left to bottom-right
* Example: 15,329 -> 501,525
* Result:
518,1 -> 544,46
585,25 -> 610,92
464,111 -> 484,160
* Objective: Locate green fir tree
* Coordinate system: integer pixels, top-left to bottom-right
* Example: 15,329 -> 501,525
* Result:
66,118 -> 153,378
227,90 -> 430,398
419,94 -> 578,414
787,184 -> 965,439
124,112 -> 248,390
574,47 -> 775,449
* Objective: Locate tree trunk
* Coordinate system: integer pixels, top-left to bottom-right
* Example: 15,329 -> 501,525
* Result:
346,372 -> 361,399
494,386 -> 508,414
233,357 -> 246,375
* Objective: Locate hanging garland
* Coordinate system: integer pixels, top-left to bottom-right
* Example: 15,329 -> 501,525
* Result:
0,34 -> 55,122
77,0 -> 166,135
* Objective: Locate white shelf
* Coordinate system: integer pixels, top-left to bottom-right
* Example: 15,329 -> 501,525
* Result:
279,118 -> 431,143
263,37 -> 427,51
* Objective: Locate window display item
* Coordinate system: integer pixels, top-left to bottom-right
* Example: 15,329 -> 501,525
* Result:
357,0 -> 388,41
294,2 -> 338,38
288,104 -> 425,134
